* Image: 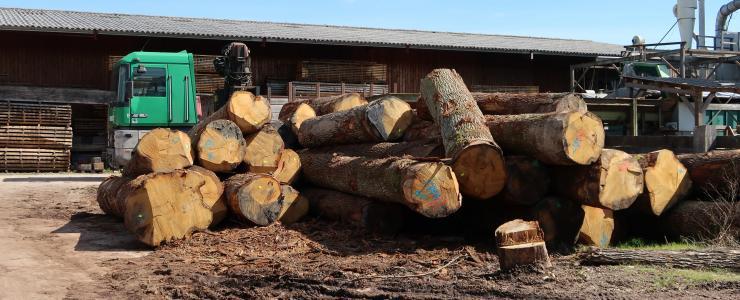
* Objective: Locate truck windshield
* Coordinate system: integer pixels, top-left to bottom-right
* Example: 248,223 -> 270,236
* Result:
133,67 -> 167,97
113,64 -> 129,103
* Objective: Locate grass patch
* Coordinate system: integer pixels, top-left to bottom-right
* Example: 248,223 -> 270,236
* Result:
630,266 -> 740,288
613,238 -> 703,251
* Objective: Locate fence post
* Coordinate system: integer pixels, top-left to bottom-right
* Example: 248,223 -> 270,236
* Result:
370,83 -> 374,96
288,82 -> 293,102
315,82 -> 321,98
267,86 -> 272,102
341,83 -> 345,94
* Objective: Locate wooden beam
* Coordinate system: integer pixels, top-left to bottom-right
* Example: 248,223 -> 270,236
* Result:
0,85 -> 113,105
701,92 -> 717,112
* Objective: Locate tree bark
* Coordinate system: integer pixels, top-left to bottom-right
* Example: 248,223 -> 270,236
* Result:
299,151 -> 461,218
659,200 -> 740,241
191,119 -> 246,173
96,175 -> 132,218
578,205 -> 615,248
302,187 -> 406,234
578,247 -> 740,271
277,184 -> 309,224
552,149 -> 644,210
280,93 -> 366,117
122,128 -> 194,177
188,91 -> 270,135
415,92 -> 588,120
277,102 -> 317,135
631,150 -> 693,216
297,96 -> 413,148
243,125 -> 285,173
224,173 -> 283,226
306,139 -> 444,159
677,150 -> 740,198
531,196 -> 585,251
485,111 -> 605,166
272,149 -> 302,184
495,219 -> 551,270
401,118 -> 441,142
119,169 -> 219,247
420,69 -> 507,200
496,156 -> 550,206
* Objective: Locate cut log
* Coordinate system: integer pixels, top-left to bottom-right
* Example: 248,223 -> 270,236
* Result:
578,205 -> 615,247
272,149 -> 302,184
531,196 -> 585,251
277,123 -> 301,150
401,118 -> 441,142
280,93 -> 366,117
119,169 -> 217,247
578,247 -> 740,271
552,149 -> 644,210
677,150 -> 740,198
243,125 -> 285,173
299,151 -> 461,218
659,200 -> 740,241
188,165 -> 227,227
188,91 -> 270,135
632,150 -> 693,216
122,128 -> 194,177
307,139 -> 443,159
485,111 -> 605,166
192,119 -> 246,172
297,96 -> 414,148
497,156 -> 550,206
302,187 -> 405,234
276,184 -> 309,224
224,173 -> 283,226
495,219 -> 551,270
415,92 -> 588,120
277,102 -> 317,135
96,175 -> 131,218
420,69 -> 507,199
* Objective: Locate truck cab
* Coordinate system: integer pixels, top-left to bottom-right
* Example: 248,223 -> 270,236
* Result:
108,51 -> 199,167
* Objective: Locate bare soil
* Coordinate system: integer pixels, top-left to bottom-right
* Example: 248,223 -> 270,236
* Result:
0,173 -> 738,299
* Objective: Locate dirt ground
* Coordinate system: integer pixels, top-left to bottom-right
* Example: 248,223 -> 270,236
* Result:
0,173 -> 738,299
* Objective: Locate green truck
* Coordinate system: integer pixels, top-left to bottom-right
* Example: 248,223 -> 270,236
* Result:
108,51 -> 200,168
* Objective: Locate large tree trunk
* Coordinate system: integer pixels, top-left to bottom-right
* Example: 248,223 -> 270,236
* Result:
578,205 -> 615,248
122,128 -> 194,177
531,196 -> 585,251
119,169 -> 220,247
415,92 -> 588,120
677,150 -> 740,198
224,173 -> 283,226
552,149 -> 644,210
659,200 -> 740,241
297,96 -> 413,148
495,219 -> 551,270
276,184 -> 309,224
485,111 -> 605,166
401,118 -> 441,142
497,156 -> 550,206
188,165 -> 227,227
302,187 -> 406,234
188,91 -> 270,135
420,69 -> 507,200
631,150 -> 693,216
190,119 -> 246,173
306,139 -> 443,159
277,102 -> 317,135
96,175 -> 132,218
299,151 -> 461,218
243,125 -> 285,173
272,149 -> 302,184
280,93 -> 366,117
578,247 -> 740,271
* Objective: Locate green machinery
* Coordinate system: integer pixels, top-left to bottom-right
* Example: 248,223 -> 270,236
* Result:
108,43 -> 253,167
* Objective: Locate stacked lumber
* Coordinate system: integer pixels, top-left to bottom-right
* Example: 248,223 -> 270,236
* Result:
0,100 -> 72,172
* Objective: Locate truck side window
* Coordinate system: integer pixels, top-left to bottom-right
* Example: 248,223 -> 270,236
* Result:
133,67 -> 166,97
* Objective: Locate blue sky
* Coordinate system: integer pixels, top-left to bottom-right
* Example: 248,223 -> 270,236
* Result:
1,0 -> 738,45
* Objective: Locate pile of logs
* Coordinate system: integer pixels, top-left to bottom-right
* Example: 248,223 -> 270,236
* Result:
96,69 -> 740,257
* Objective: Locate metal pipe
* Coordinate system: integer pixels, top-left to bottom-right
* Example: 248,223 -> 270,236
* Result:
716,0 -> 740,48
699,0 -> 706,48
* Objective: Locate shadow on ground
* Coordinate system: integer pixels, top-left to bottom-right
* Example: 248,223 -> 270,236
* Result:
3,176 -> 106,183
52,212 -> 149,252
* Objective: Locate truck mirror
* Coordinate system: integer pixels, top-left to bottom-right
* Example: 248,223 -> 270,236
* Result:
125,81 -> 133,101
136,64 -> 147,74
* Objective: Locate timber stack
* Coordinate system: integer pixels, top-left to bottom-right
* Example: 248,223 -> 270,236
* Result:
93,70 -> 738,257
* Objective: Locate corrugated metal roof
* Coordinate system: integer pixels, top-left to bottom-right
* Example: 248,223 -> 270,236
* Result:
0,7 -> 625,57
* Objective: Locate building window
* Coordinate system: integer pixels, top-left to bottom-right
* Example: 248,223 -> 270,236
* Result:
133,67 -> 166,97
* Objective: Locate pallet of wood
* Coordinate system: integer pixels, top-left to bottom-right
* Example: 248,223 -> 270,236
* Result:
0,125 -> 73,149
0,100 -> 72,127
0,148 -> 70,172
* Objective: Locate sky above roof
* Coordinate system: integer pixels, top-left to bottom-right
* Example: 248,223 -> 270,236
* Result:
2,0 -> 738,46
